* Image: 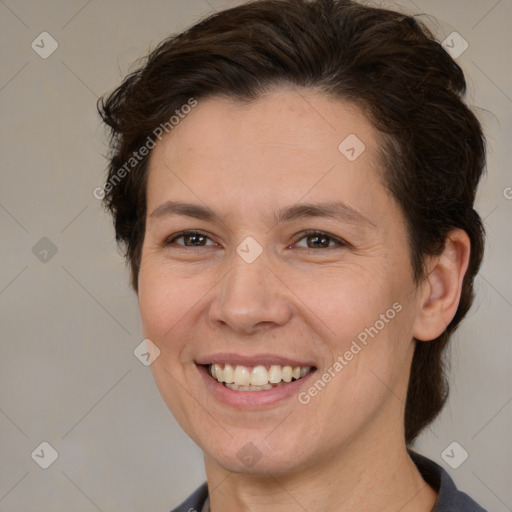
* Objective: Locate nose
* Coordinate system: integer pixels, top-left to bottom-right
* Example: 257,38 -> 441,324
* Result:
208,248 -> 292,335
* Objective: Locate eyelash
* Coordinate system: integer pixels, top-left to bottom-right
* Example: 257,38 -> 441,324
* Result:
164,230 -> 348,251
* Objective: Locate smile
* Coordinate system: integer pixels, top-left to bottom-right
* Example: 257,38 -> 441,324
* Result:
196,354 -> 317,407
209,363 -> 314,391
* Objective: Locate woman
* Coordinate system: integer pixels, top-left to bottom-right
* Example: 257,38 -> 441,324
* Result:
98,0 -> 487,510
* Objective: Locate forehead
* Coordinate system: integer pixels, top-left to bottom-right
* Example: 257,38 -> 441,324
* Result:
150,88 -> 377,163
145,88 -> 391,224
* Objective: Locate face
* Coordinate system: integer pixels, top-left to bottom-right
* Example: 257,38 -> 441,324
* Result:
138,88 -> 423,475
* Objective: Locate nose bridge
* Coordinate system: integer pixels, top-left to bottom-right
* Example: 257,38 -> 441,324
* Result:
209,242 -> 291,333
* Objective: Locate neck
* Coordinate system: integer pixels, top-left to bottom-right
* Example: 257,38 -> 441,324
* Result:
204,434 -> 437,512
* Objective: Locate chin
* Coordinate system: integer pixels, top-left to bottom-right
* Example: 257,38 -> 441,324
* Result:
207,445 -> 309,477
197,426 -> 316,477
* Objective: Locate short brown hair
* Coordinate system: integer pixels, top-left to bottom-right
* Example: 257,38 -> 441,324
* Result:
98,0 -> 486,444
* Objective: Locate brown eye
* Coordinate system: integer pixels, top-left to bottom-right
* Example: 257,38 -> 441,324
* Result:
294,231 -> 347,250
166,231 -> 216,247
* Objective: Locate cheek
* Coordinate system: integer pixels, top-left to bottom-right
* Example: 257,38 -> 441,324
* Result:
299,266 -> 414,407
294,263 -> 399,344
138,261 -> 207,427
138,258 -> 204,340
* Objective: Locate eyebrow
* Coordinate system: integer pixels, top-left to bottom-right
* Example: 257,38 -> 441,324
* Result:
149,200 -> 376,228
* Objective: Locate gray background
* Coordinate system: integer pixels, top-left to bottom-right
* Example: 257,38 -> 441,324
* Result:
0,0 -> 510,510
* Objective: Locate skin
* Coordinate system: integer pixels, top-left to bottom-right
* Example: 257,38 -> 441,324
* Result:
137,88 -> 470,512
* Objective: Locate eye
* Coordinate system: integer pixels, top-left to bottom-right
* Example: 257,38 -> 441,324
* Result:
164,229 -> 348,250
165,230 -> 217,247
293,230 -> 348,250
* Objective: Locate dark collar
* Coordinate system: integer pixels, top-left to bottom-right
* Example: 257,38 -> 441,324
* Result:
408,450 -> 486,511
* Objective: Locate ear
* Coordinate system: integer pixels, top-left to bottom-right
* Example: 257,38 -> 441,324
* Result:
412,229 -> 471,342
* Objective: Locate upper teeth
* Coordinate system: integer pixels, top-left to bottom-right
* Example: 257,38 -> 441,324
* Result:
210,364 -> 312,386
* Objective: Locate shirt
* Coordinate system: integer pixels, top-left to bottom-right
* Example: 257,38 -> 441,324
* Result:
169,450 -> 487,511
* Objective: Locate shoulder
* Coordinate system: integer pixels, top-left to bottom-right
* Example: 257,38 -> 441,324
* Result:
409,450 -> 488,512
168,482 -> 208,512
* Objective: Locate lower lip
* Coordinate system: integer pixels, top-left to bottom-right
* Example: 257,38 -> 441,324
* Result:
197,364 -> 316,408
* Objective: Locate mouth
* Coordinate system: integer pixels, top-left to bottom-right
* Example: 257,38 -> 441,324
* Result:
205,363 -> 314,391
195,354 -> 317,408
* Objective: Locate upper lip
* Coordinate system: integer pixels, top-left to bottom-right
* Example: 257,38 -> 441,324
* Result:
195,353 -> 316,368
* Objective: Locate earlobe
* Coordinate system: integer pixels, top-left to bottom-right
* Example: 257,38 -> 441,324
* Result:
412,229 -> 471,342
